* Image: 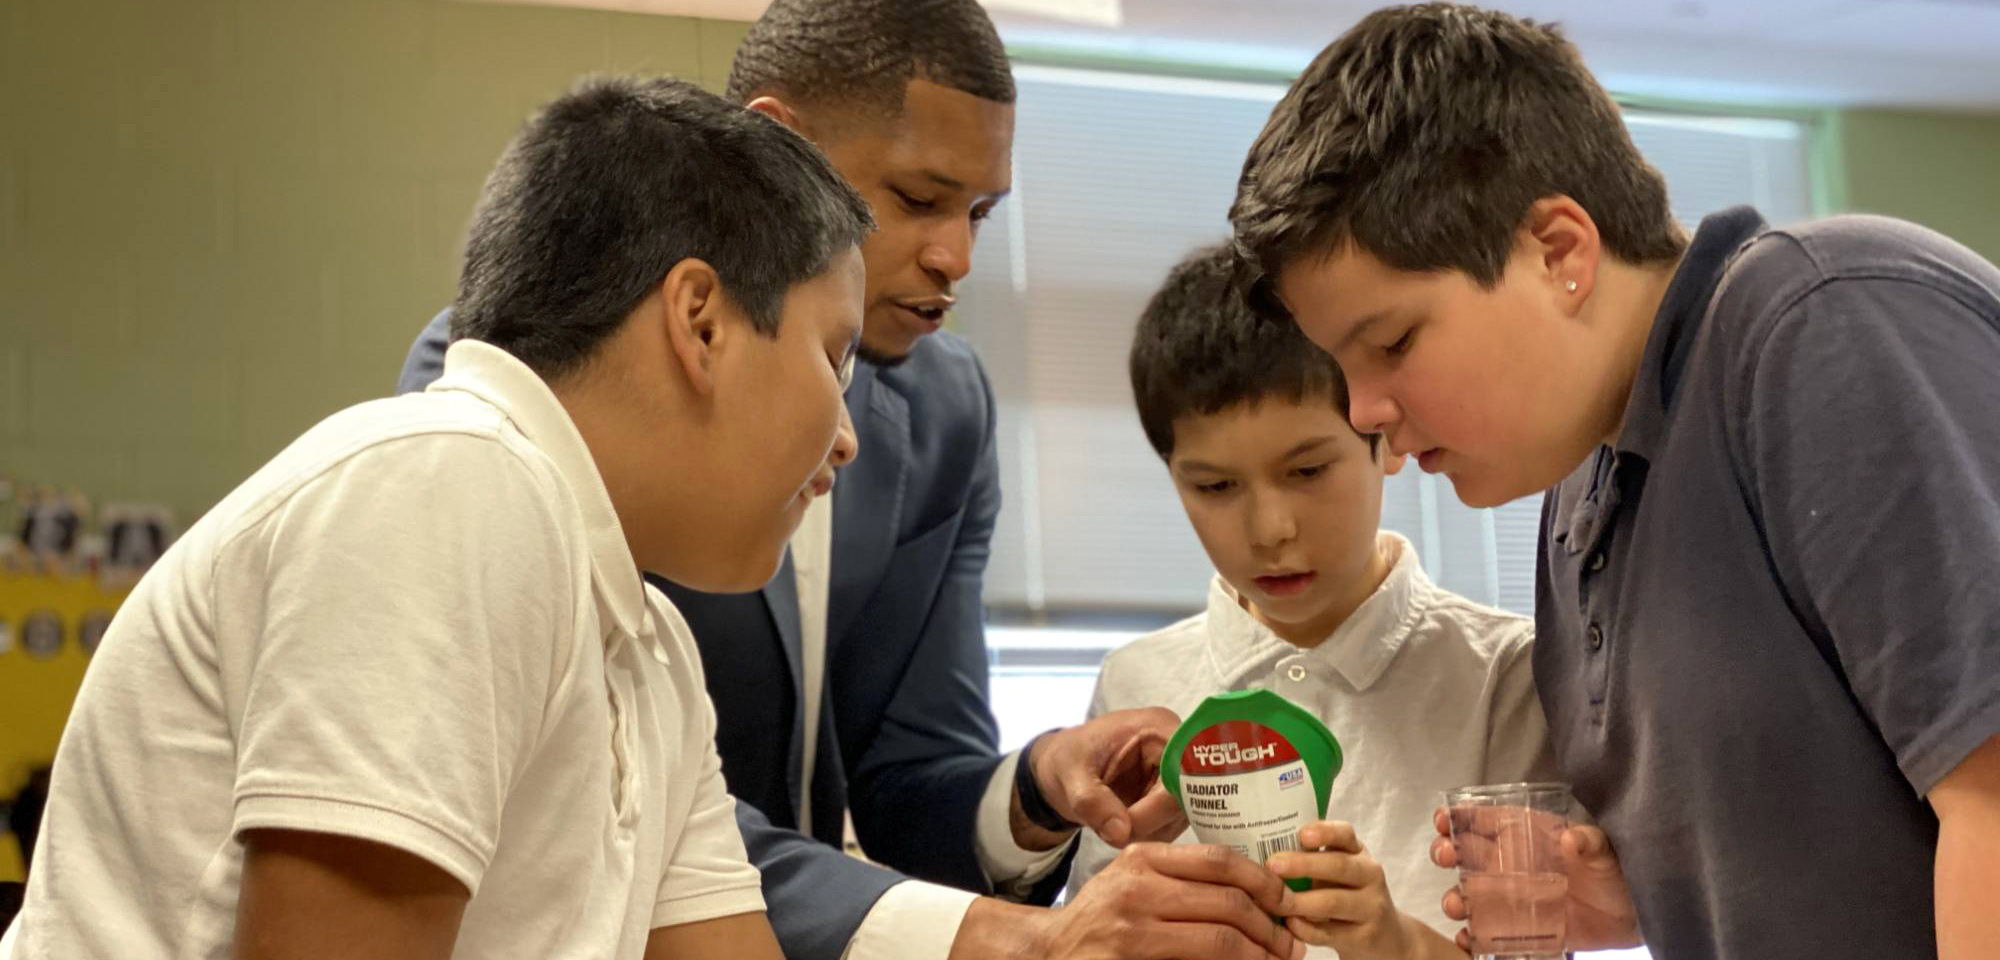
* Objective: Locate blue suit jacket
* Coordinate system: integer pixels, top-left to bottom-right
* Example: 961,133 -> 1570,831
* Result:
397,311 -> 1067,959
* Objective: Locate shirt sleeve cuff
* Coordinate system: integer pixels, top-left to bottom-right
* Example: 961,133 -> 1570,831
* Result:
841,880 -> 979,960
974,750 -> 1075,893
651,882 -> 766,930
235,793 -> 489,896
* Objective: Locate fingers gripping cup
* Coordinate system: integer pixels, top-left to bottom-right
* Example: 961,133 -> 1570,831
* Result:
1444,782 -> 1574,960
1161,690 -> 1342,893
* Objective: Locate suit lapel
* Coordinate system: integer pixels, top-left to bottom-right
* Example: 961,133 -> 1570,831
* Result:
829,363 -> 910,645
760,548 -> 805,708
759,548 -> 807,819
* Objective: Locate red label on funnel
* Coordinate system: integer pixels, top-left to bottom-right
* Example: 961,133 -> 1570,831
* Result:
1181,721 -> 1300,774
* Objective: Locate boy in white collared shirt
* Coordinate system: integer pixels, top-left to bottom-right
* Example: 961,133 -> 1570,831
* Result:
1069,245 -> 1556,960
5,77 -> 871,960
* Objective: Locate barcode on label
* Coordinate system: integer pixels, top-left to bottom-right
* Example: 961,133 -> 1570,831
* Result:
1253,834 -> 1300,862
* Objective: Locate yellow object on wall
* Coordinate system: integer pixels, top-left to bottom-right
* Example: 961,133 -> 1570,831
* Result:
0,572 -> 131,881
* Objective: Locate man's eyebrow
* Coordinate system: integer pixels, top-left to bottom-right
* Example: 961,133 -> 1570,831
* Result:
918,169 -> 964,191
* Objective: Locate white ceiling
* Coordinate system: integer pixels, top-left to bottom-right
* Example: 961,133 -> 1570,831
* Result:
990,0 -> 2000,109
478,0 -> 2000,109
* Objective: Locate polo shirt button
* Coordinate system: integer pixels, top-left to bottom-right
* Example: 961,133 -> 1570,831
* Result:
1588,551 -> 1607,572
1587,624 -> 1605,651
1286,664 -> 1307,682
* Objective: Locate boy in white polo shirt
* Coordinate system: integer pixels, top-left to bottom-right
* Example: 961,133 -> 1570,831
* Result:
1068,246 -> 1556,960
5,76 -> 873,960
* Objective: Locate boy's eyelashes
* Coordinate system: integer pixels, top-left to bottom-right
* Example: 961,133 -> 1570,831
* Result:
1184,464 -> 1333,496
829,350 -> 855,390
827,334 -> 860,389
1383,326 -> 1416,356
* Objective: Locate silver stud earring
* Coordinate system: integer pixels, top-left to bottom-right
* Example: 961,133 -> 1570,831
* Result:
1564,279 -> 1579,293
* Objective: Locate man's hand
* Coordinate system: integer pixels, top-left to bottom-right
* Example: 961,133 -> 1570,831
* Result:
1429,806 -> 1641,952
1269,821 -> 1451,960
952,842 -> 1304,960
1025,708 -> 1185,849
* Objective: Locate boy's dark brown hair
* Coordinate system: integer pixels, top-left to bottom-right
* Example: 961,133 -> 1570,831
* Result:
1130,244 -> 1375,460
1231,3 -> 1686,291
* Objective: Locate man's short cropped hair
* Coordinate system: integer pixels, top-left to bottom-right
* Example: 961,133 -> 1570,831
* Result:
454,75 -> 874,379
724,0 -> 1015,126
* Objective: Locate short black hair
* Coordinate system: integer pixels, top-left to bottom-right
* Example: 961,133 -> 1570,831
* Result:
1131,244 -> 1370,461
724,0 -> 1015,125
453,75 -> 874,380
1232,3 -> 1684,292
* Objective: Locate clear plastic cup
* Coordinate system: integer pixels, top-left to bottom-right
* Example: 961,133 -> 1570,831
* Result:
1443,782 -> 1573,960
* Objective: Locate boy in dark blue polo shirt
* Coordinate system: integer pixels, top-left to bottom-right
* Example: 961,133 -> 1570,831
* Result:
1228,4 -> 2000,959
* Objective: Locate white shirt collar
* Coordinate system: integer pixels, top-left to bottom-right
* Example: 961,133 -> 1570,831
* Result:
429,339 -> 649,645
1202,532 -> 1434,693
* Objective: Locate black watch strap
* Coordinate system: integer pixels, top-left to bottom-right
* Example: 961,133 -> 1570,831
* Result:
1016,730 -> 1078,833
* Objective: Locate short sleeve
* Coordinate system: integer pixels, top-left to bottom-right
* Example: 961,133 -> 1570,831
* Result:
1743,276 -> 2000,795
1482,621 -> 1560,786
654,670 -> 764,926
225,433 -> 574,894
651,722 -> 764,926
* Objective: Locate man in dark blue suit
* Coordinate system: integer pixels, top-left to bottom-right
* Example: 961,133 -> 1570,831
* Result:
397,4 -> 1304,960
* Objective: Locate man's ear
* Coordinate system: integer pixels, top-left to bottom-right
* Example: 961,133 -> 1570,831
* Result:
660,258 -> 728,397
745,95 -> 807,136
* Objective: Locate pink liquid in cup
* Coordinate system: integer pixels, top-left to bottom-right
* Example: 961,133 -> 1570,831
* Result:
1445,782 -> 1573,960
1462,872 -> 1567,955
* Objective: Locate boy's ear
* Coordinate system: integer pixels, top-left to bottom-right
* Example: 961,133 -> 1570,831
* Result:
660,258 -> 729,398
1525,195 -> 1601,313
745,96 -> 807,136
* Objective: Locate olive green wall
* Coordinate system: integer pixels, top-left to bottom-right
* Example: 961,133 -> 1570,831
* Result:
1,0 -> 749,524
1827,108 -> 2000,263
